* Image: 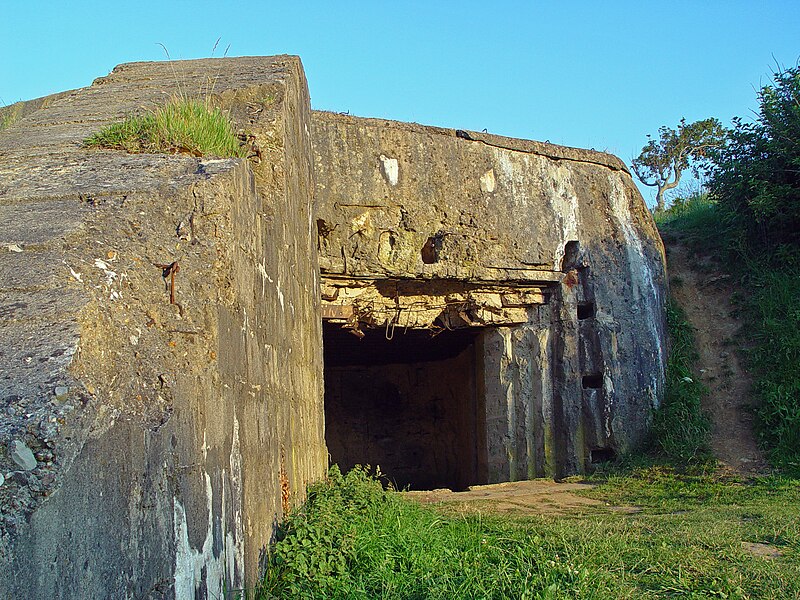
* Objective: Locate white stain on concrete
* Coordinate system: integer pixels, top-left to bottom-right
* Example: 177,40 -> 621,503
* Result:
497,148 -> 581,270
173,459 -> 245,599
174,474 -> 221,599
276,278 -> 285,310
480,168 -> 496,193
607,174 -> 664,405
495,151 -> 517,195
258,262 -> 273,288
257,262 -> 284,309
379,154 -> 399,186
548,165 -> 579,270
603,369 -> 616,438
228,415 -> 246,587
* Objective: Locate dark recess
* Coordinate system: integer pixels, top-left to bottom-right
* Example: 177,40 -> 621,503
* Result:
577,302 -> 595,320
323,322 -> 484,491
323,324 -> 479,367
420,231 -> 445,264
590,447 -> 616,463
582,374 -> 603,389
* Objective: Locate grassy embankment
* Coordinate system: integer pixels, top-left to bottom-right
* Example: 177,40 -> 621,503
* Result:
657,194 -> 800,473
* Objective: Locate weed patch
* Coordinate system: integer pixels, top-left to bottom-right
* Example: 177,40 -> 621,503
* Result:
84,96 -> 244,158
0,101 -> 22,131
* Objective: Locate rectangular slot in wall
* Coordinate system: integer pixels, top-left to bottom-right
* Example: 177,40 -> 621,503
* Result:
590,447 -> 616,464
582,374 -> 603,389
577,302 -> 595,320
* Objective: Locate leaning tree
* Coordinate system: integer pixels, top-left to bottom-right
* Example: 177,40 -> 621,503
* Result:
632,117 -> 727,212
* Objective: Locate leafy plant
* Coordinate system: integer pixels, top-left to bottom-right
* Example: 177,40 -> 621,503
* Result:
710,66 -> 800,250
84,96 -> 245,158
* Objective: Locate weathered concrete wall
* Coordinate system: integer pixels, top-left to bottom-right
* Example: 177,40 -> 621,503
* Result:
0,57 -> 326,598
312,112 -> 666,478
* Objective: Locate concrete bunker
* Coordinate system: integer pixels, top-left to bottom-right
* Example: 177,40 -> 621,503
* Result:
0,57 -> 668,598
312,111 -> 668,482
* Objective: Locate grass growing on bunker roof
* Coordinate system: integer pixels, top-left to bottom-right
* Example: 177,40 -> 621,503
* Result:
0,101 -> 23,131
84,96 -> 245,158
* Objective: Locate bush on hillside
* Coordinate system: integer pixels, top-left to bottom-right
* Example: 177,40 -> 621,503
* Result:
710,66 -> 800,251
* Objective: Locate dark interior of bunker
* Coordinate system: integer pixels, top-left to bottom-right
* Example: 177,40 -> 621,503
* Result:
323,324 -> 487,491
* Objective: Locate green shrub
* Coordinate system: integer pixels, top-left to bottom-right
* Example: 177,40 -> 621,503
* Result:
651,299 -> 712,462
741,257 -> 800,472
703,65 -> 800,472
84,96 -> 245,158
710,66 -> 800,250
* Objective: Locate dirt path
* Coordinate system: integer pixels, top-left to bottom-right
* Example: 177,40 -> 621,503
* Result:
664,237 -> 767,474
404,480 -> 615,515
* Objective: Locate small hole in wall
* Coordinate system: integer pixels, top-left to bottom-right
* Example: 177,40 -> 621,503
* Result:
421,232 -> 445,264
577,302 -> 595,320
582,374 -> 603,389
590,447 -> 616,464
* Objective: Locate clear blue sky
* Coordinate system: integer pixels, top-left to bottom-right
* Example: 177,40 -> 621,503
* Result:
2,1 -> 799,205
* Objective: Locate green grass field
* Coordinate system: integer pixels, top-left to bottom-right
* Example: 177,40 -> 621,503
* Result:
256,466 -> 799,599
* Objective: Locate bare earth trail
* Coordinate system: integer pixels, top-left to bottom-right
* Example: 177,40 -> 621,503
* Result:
404,480 -> 613,516
664,236 -> 768,475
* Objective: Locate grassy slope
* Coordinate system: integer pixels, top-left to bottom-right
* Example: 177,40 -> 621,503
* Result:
657,195 -> 800,472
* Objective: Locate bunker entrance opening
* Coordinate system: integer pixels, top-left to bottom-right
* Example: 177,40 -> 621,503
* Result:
323,322 -> 487,491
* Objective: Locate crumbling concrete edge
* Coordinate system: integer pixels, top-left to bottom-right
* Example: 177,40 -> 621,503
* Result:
312,110 -> 630,173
